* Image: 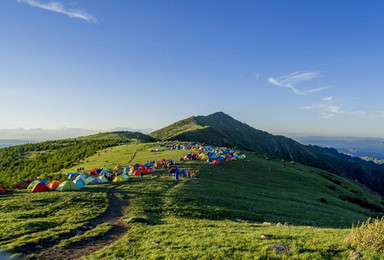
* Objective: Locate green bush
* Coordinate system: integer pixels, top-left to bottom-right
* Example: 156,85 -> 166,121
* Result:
345,217 -> 384,251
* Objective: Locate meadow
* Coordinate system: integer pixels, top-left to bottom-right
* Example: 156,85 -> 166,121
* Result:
1,141 -> 383,259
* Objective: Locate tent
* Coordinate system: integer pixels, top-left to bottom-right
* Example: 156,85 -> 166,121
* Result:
47,180 -> 62,190
120,174 -> 129,181
112,176 -> 124,182
27,180 -> 43,190
38,179 -> 49,185
133,170 -> 142,176
0,187 -> 5,194
238,154 -> 246,159
100,176 -> 109,183
76,175 -> 87,185
86,176 -> 96,184
56,181 -> 80,191
73,179 -> 85,189
67,173 -> 78,179
212,160 -> 220,165
14,180 -> 32,189
31,182 -> 50,193
89,177 -> 102,185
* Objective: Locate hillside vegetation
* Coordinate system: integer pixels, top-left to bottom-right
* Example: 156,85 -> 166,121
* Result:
150,112 -> 384,195
1,141 -> 384,259
0,131 -> 154,188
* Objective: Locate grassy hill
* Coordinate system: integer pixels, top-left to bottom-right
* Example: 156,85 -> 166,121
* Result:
0,131 -> 155,188
150,112 -> 384,196
1,141 -> 384,259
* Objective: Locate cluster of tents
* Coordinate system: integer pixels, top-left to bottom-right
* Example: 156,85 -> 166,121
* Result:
7,143 -> 246,194
12,171 -> 131,193
178,145 -> 246,165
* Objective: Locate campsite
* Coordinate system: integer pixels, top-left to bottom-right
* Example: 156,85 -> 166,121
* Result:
0,137 -> 384,259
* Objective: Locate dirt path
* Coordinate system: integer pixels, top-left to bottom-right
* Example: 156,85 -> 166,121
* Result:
33,187 -> 129,260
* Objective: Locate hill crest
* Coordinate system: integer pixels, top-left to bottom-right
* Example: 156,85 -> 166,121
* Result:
150,112 -> 384,195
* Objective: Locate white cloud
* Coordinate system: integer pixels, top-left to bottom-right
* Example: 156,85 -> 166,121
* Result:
326,105 -> 340,113
268,71 -> 327,95
16,0 -> 97,23
300,97 -> 343,119
322,96 -> 333,101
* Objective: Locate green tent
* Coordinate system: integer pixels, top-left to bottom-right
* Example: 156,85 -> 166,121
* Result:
56,181 -> 80,191
238,154 -> 246,159
121,174 -> 129,181
100,176 -> 109,183
27,180 -> 43,190
86,176 -> 96,184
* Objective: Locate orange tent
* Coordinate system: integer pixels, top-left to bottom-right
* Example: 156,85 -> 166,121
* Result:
47,180 -> 62,190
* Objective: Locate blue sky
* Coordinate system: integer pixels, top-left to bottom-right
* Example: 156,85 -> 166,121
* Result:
1,0 -> 384,137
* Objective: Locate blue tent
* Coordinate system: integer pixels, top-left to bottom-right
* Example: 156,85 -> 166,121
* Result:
73,179 -> 85,189
67,173 -> 78,179
37,179 -> 49,185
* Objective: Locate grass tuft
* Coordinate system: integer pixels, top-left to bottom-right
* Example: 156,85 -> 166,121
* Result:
345,217 -> 384,252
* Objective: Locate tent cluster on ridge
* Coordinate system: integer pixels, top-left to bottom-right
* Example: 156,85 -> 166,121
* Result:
11,142 -> 245,194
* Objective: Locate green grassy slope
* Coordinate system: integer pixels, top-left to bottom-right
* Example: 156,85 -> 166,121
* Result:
150,112 -> 384,196
1,141 -> 384,259
0,131 -> 155,188
0,186 -> 110,254
150,117 -> 205,140
79,131 -> 156,142
81,143 -> 383,259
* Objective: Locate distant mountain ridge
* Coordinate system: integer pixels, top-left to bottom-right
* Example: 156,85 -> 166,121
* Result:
150,112 -> 384,195
295,136 -> 384,160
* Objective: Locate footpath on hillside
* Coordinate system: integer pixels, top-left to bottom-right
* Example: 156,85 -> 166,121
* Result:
32,186 -> 129,260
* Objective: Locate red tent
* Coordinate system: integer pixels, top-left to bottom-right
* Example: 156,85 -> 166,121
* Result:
31,183 -> 50,193
0,187 -> 5,194
133,170 -> 142,176
212,160 -> 220,165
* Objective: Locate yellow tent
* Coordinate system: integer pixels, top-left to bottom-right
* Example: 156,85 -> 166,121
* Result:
112,176 -> 124,182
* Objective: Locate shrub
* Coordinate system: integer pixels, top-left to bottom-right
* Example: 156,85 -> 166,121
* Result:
345,217 -> 384,251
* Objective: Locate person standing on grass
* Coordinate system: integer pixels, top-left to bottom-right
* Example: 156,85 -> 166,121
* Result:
141,171 -> 144,181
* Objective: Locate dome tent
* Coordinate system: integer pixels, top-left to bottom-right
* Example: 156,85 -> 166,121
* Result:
73,179 -> 85,189
31,183 -> 50,193
47,180 -> 62,190
56,181 -> 80,191
27,180 -> 43,190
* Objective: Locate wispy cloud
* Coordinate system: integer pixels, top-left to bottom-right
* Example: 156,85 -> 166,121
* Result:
301,96 -> 384,120
268,71 -> 328,95
300,97 -> 343,119
322,96 -> 333,101
16,0 -> 97,23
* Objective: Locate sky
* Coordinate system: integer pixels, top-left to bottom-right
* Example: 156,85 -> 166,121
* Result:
1,0 -> 384,138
